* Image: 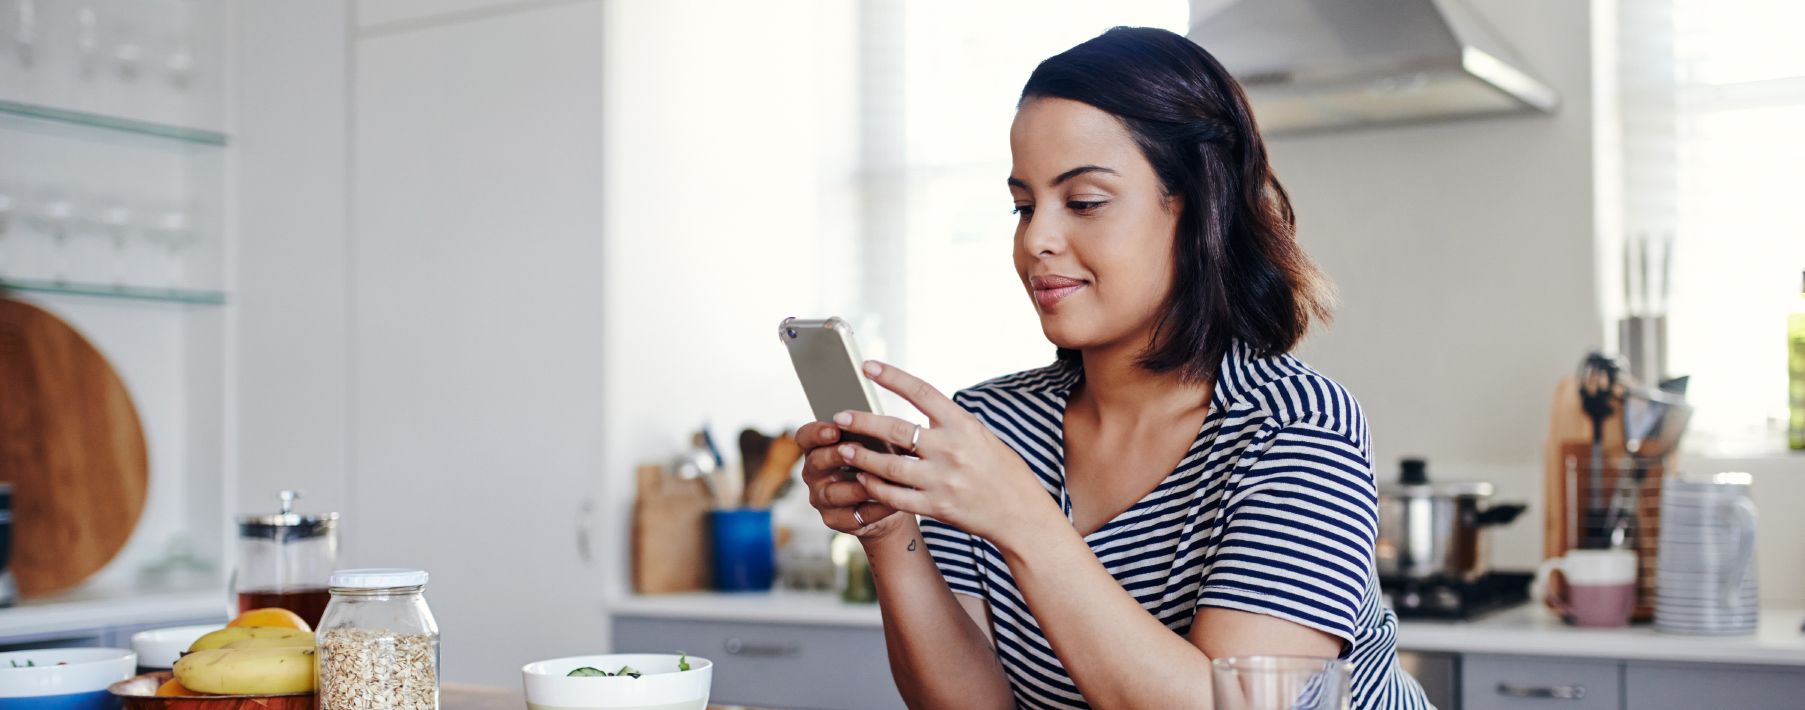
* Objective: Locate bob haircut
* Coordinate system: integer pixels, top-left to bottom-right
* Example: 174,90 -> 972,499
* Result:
1023,26 -> 1331,382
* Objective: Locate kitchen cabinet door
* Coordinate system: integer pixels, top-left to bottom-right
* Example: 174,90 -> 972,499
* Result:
1398,651 -> 1459,710
1625,660 -> 1805,709
1461,654 -> 1621,710
613,617 -> 904,710
350,0 -> 608,687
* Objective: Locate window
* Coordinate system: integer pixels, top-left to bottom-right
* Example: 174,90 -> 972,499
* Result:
853,0 -> 1188,407
1616,0 -> 1805,453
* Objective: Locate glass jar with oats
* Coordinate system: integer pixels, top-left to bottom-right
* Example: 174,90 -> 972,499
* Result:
317,569 -> 441,710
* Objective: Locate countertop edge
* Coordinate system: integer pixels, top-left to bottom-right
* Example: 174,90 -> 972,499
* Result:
0,589 -> 226,641
1395,608 -> 1805,667
609,593 -> 1805,667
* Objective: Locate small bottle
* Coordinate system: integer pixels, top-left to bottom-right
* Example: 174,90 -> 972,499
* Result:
1789,270 -> 1805,450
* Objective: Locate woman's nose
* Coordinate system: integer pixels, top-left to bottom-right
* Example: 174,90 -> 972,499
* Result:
1020,213 -> 1066,256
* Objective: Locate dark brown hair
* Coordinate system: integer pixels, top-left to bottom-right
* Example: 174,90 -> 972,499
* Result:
1023,26 -> 1331,382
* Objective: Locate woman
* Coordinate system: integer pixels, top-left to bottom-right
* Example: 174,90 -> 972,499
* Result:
800,27 -> 1430,709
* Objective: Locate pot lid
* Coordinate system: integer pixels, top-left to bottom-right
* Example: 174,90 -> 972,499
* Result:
1379,480 -> 1495,497
237,490 -> 338,541
1377,457 -> 1496,497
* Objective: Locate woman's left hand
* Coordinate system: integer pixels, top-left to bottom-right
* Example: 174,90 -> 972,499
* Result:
831,360 -> 1062,546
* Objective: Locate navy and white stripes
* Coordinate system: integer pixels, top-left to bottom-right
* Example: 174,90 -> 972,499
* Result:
919,341 -> 1431,709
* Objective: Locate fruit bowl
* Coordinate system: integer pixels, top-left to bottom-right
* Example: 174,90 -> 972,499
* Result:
106,673 -> 312,710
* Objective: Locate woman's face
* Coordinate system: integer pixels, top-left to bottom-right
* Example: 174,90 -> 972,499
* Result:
1009,97 -> 1181,357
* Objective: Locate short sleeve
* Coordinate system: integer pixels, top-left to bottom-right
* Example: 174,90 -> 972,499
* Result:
1196,420 -> 1378,646
920,516 -> 986,598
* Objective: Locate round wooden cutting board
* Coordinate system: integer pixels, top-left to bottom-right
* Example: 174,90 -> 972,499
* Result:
0,297 -> 149,598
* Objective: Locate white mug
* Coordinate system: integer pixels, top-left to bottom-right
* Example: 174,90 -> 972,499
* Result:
1535,549 -> 1638,627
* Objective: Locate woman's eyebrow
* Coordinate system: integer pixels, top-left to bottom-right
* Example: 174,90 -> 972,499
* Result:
1051,165 -> 1117,185
1006,165 -> 1119,189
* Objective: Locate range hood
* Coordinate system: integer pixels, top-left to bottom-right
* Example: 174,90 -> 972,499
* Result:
1187,0 -> 1558,135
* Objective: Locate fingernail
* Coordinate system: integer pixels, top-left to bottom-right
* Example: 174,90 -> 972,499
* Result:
863,361 -> 882,377
838,444 -> 855,460
833,411 -> 852,426
856,473 -> 870,485
821,427 -> 838,442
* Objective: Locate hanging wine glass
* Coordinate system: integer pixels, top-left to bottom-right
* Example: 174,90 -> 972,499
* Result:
147,205 -> 193,288
0,184 -> 16,279
97,196 -> 135,287
30,189 -> 77,284
76,5 -> 99,79
13,0 -> 36,68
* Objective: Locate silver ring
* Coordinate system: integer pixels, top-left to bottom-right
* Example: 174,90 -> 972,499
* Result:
852,505 -> 867,528
909,424 -> 923,454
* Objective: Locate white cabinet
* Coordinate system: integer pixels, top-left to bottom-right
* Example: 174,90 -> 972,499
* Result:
1462,655 -> 1620,710
1623,661 -> 1805,710
347,0 -> 609,687
1460,654 -> 1805,710
613,616 -> 904,710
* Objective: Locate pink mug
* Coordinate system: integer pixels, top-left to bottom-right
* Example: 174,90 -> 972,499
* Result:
1535,549 -> 1637,628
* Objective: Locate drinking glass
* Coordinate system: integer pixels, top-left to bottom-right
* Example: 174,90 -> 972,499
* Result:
1212,656 -> 1352,710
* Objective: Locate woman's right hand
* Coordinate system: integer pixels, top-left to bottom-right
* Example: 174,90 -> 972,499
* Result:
798,421 -> 907,540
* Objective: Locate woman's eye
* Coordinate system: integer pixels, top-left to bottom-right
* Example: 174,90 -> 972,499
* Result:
1068,200 -> 1106,214
1012,204 -> 1034,218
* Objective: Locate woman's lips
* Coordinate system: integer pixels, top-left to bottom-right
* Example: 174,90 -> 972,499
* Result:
1030,275 -> 1088,309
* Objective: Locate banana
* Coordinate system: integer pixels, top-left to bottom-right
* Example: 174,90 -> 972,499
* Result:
222,635 -> 316,650
174,647 -> 317,695
188,627 -> 315,652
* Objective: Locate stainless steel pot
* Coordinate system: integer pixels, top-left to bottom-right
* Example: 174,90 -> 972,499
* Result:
1377,459 -> 1526,582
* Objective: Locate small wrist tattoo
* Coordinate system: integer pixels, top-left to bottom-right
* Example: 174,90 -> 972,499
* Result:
907,537 -> 918,552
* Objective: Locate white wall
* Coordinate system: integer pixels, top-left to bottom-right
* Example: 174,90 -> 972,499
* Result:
350,0 -> 611,686
234,0 -> 859,685
234,0 -> 354,517
1268,0 -> 1601,573
596,0 -> 859,602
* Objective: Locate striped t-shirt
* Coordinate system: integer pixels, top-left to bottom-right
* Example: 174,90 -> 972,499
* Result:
920,341 -> 1431,709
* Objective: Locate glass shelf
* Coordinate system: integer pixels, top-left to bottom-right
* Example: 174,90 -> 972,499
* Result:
0,278 -> 227,305
0,99 -> 228,147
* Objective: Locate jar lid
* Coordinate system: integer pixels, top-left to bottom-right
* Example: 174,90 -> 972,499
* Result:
330,568 -> 428,589
238,490 -> 338,541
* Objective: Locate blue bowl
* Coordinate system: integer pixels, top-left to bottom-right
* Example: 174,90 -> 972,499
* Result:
0,649 -> 135,710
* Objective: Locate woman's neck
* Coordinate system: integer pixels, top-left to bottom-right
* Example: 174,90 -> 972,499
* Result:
1070,342 -> 1212,427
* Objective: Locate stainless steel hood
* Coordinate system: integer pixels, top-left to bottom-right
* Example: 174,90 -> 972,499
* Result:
1188,0 -> 1559,135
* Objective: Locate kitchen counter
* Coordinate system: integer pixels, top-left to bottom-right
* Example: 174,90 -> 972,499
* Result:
1397,603 -> 1805,666
0,584 -> 225,642
613,591 -> 1805,667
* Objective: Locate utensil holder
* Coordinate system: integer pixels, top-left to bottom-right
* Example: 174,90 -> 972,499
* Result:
710,508 -> 775,592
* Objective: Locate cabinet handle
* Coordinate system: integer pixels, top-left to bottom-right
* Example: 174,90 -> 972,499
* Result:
1496,683 -> 1586,700
723,637 -> 801,658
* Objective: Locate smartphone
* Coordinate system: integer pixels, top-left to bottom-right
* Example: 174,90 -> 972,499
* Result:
779,317 -> 895,455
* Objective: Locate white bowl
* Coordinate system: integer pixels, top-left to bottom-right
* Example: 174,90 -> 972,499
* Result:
0,648 -> 136,705
522,654 -> 712,710
130,624 -> 220,670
